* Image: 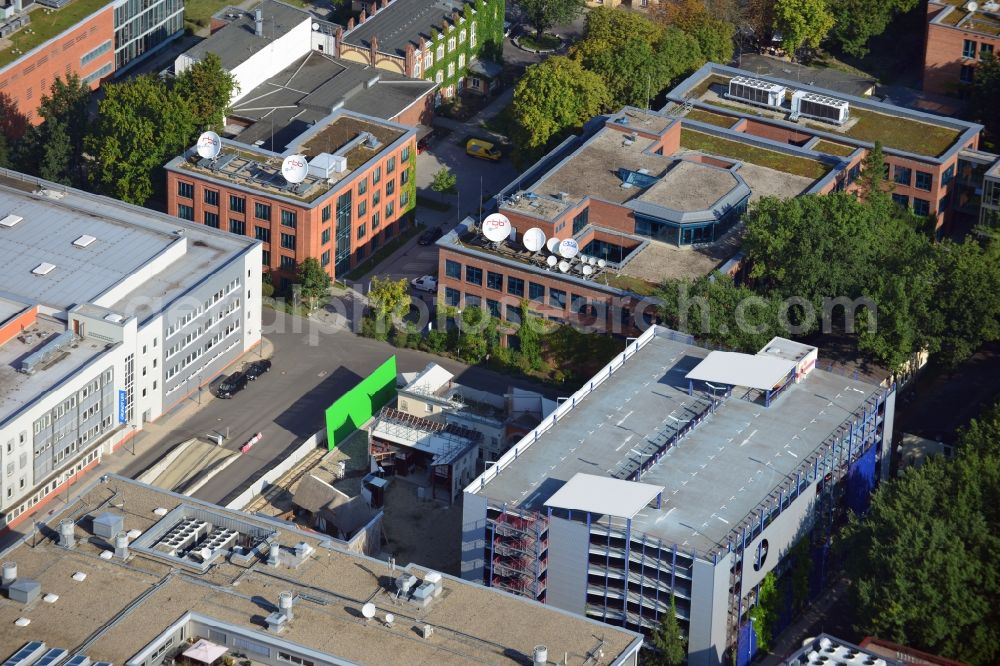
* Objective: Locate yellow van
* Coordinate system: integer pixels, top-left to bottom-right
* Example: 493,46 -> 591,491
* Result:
466,138 -> 502,161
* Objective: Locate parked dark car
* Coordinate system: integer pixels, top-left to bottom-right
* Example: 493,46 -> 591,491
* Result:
418,226 -> 444,245
244,359 -> 272,381
217,372 -> 248,399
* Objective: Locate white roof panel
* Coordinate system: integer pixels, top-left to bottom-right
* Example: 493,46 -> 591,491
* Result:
543,473 -> 663,518
685,351 -> 796,390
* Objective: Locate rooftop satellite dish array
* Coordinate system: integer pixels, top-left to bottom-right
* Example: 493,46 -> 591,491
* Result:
479,215 -> 607,279
192,131 -> 314,194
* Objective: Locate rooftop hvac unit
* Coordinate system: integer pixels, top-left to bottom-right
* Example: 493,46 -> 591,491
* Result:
791,90 -> 850,125
308,153 -> 347,179
727,76 -> 786,109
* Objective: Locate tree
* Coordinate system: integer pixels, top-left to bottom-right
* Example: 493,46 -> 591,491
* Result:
173,53 -> 238,132
367,276 -> 409,322
296,257 -> 331,309
842,408 -> 1000,663
772,0 -> 833,57
651,0 -> 735,64
646,596 -> 687,666
583,6 -> 665,44
970,54 -> 1000,150
38,120 -> 73,185
515,301 -> 544,372
430,167 -> 457,193
857,140 -> 889,199
510,57 -> 610,162
829,0 -> 920,58
0,132 -> 8,169
748,572 -> 780,652
0,92 -> 29,145
86,75 -> 196,204
458,306 -> 490,363
10,75 -> 91,186
518,0 -> 585,38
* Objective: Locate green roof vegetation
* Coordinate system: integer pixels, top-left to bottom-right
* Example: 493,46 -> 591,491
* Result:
836,107 -> 961,157
684,108 -> 736,128
0,0 -> 111,69
813,139 -> 856,157
605,273 -> 659,297
687,74 -> 731,99
183,0 -> 307,32
680,129 -> 830,180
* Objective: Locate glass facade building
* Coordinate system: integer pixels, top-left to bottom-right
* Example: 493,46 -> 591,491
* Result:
113,0 -> 184,71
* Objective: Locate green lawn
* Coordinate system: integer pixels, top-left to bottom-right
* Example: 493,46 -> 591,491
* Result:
838,108 -> 960,157
518,33 -> 561,51
813,139 -> 856,157
684,109 -> 737,129
680,129 -> 830,180
605,273 -> 659,297
0,0 -> 111,68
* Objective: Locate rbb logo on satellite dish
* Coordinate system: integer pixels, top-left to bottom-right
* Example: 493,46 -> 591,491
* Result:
481,213 -> 512,242
196,131 -> 222,160
281,155 -> 309,184
558,238 -> 579,259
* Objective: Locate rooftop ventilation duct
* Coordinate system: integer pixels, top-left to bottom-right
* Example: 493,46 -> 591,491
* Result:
1,561 -> 16,586
0,214 -> 23,228
255,7 -> 263,36
279,591 -> 294,620
32,262 -> 56,276
533,646 -> 548,666
58,521 -> 75,549
72,234 -> 96,248
114,531 -> 129,559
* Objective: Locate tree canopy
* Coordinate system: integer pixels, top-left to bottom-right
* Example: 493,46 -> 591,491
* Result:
86,75 -> 196,204
518,0 -> 585,37
645,597 -> 687,666
296,257 -> 331,309
510,56 -> 609,162
651,0 -> 734,64
829,0 -> 919,57
772,0 -> 834,56
430,167 -> 457,193
842,403 -> 1000,664
173,53 -> 239,132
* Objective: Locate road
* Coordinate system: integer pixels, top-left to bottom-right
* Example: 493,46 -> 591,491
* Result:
116,308 -> 561,506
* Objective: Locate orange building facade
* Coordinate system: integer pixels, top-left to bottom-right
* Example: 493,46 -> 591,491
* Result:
165,111 -> 417,287
0,5 -> 114,129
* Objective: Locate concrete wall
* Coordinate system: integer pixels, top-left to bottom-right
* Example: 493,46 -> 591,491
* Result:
545,516 -> 590,616
460,490 -> 487,581
226,429 -> 327,510
740,481 -> 817,592
688,553 -> 733,666
0,305 -> 37,346
230,16 -> 313,103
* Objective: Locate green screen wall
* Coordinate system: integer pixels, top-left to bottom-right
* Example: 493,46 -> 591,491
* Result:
324,355 -> 397,449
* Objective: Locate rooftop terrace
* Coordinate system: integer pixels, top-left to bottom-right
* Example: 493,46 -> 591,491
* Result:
0,476 -> 641,664
932,0 -> 1000,35
472,327 -> 882,555
0,0 -> 110,69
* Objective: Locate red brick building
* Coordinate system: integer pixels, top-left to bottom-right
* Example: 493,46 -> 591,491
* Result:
923,0 -> 1000,96
164,110 -> 417,286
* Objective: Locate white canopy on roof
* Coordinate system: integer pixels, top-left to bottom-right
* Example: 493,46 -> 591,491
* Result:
685,351 -> 796,391
544,473 -> 663,518
182,639 -> 228,664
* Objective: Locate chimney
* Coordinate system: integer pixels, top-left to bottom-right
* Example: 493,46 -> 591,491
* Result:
1,562 -> 16,587
14,0 -> 22,14
279,591 -> 294,620
59,520 -> 76,549
335,26 -> 344,56
405,44 -> 415,76
359,9 -> 366,23
267,541 -> 280,566
369,35 -> 378,66
347,17 -> 355,30
114,531 -> 129,559
255,8 -> 264,36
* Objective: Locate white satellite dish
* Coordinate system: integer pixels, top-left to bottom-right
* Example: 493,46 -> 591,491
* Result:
558,260 -> 570,273
559,238 -> 580,259
482,213 -> 512,242
546,255 -> 558,267
597,258 -> 607,268
361,602 -> 376,619
965,0 -> 978,10
384,613 -> 395,627
589,256 -> 598,266
196,131 -> 221,159
546,237 -> 561,254
583,265 -> 594,277
312,22 -> 320,30
281,155 -> 308,184
522,227 -> 546,252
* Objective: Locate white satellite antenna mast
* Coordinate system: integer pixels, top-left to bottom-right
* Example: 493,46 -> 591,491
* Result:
281,154 -> 308,184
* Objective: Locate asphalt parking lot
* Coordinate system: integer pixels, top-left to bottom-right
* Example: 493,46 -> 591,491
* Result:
117,308 -> 558,505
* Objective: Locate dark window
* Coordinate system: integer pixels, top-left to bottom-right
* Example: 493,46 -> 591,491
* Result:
487,271 -> 503,291
372,166 -> 381,185
321,250 -> 330,266
280,233 -> 296,250
281,210 -> 297,228
177,181 -> 193,199
915,171 -> 932,191
571,293 -> 587,313
941,165 -> 955,187
373,190 -> 381,206
445,287 -> 460,306
445,259 -> 461,279
177,204 -> 194,220
465,265 -> 482,285
507,276 -> 524,297
401,169 -> 409,186
357,177 -> 367,195
322,228 -> 331,244
372,211 -> 381,229
572,208 -> 589,235
465,294 -> 481,308
204,189 -> 219,206
893,165 -> 911,186
386,179 -> 395,196
963,39 -> 977,58
229,195 -> 246,213
847,163 -> 861,183
262,250 -> 270,265
386,201 -> 394,218
549,288 -> 566,309
401,146 -> 410,162
322,205 -> 331,222
204,211 -> 219,228
506,304 -> 521,323
358,200 -> 368,217
357,223 -> 366,239
356,245 -> 366,260
960,65 -> 975,83
913,198 -> 930,216
982,43 -> 994,57
255,226 -> 271,243
280,255 -> 296,270
891,193 -> 909,208
255,202 -> 271,221
387,156 -> 396,173
229,219 -> 246,235
529,282 -> 544,302
939,193 -> 949,213
487,299 -> 501,318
